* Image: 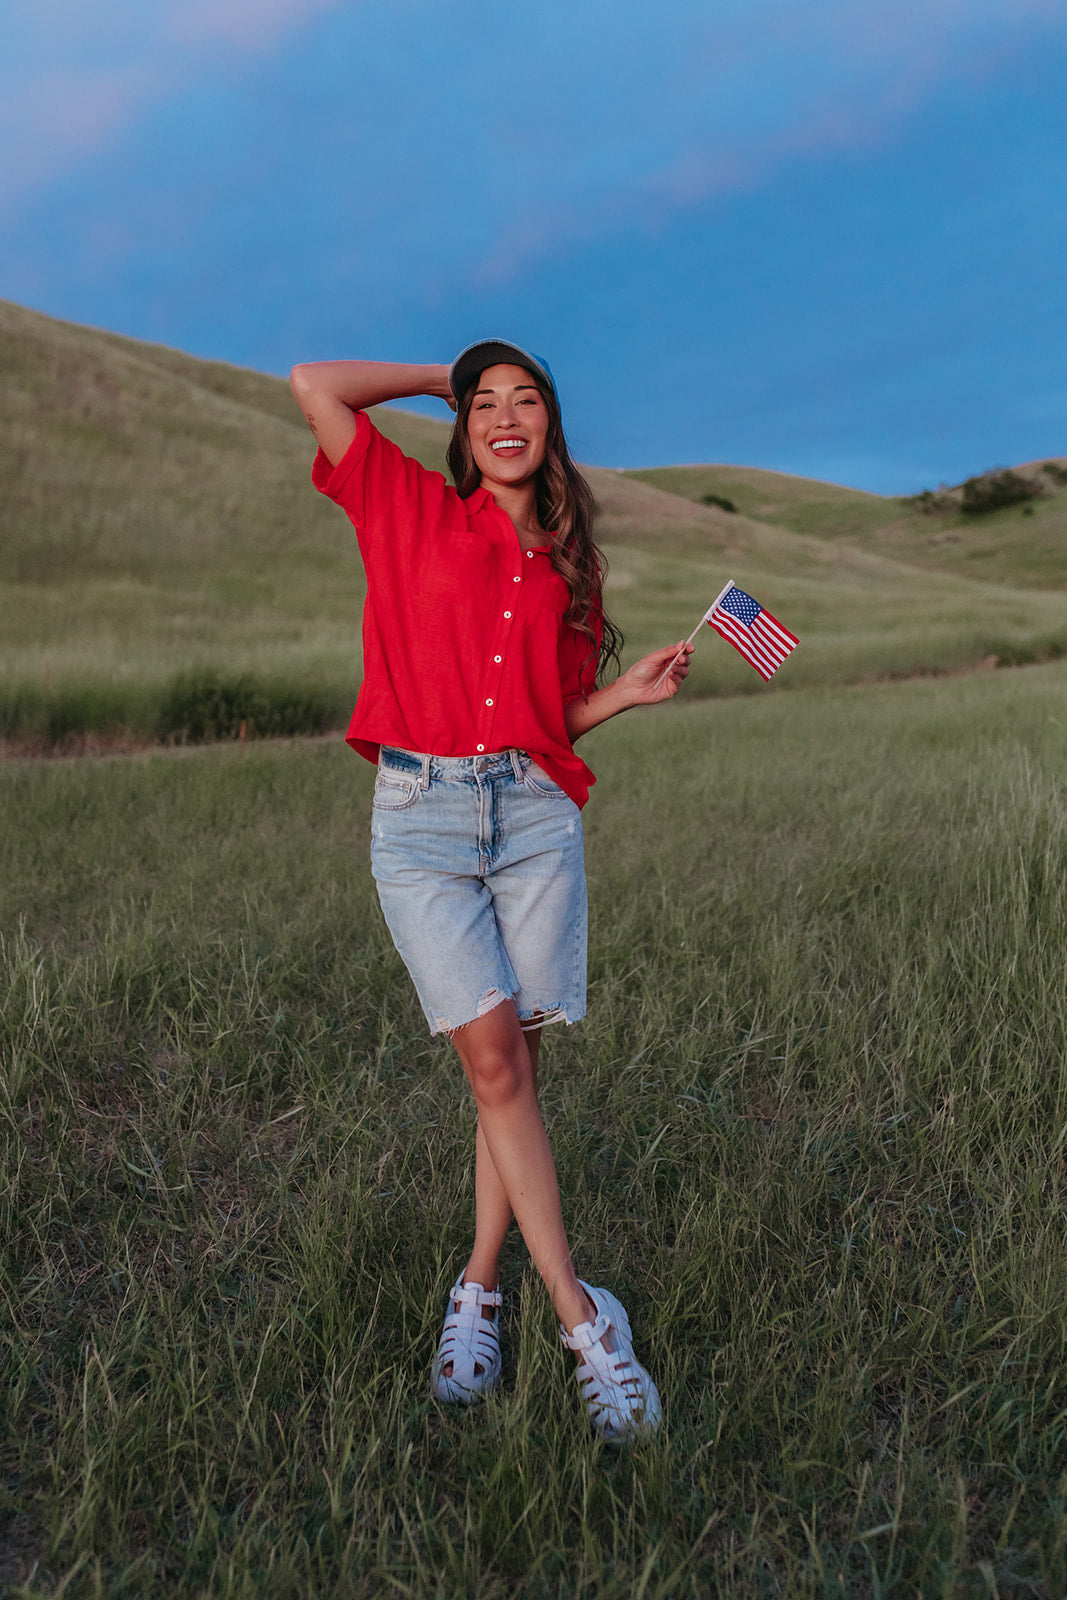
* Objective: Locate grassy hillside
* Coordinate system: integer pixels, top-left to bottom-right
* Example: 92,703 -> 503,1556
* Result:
626,460 -> 1067,589
2,298 -> 1066,749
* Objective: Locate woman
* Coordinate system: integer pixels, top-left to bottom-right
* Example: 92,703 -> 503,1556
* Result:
289,340 -> 691,1441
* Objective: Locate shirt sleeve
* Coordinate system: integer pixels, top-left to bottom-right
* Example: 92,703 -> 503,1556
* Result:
310,410 -> 451,562
558,601 -> 603,710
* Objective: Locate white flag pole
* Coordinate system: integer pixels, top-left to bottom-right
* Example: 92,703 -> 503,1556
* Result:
651,580 -> 736,691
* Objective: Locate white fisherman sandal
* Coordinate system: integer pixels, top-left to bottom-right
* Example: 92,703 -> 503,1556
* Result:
431,1277 -> 504,1402
560,1281 -> 662,1442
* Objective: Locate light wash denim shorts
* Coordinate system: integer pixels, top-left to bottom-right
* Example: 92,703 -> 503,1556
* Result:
369,747 -> 587,1036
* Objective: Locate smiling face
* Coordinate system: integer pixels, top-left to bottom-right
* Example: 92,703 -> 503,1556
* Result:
465,363 -> 550,491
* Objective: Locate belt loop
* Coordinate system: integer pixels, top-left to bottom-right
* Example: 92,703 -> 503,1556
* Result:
420,753 -> 431,791
509,748 -> 524,783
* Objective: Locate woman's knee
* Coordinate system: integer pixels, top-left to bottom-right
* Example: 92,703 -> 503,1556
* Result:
469,1045 -> 532,1109
455,1031 -> 532,1110
450,1001 -> 535,1108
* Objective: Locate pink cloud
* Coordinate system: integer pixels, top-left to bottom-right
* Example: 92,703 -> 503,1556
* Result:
0,0 -> 346,215
167,0 -> 345,54
0,63 -> 162,211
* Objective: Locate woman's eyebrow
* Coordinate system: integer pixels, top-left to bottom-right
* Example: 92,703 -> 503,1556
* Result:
474,383 -> 539,397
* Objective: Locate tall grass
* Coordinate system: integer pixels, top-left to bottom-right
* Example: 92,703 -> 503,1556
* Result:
3,664 -> 1067,1596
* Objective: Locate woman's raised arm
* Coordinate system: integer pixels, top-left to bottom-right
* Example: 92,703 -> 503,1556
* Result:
288,360 -> 455,467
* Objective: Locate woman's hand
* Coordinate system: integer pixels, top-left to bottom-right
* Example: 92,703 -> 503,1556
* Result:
618,640 -> 695,706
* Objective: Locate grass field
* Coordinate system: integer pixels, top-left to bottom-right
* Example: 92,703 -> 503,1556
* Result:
4,298 -> 1067,1596
4,663 -> 1067,1598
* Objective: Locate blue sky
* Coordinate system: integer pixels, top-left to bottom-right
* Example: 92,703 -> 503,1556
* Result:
3,0 -> 1066,492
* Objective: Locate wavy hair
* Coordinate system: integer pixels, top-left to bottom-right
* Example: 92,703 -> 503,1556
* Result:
446,368 -> 623,685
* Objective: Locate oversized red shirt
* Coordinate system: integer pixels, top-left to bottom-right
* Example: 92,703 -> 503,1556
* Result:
312,412 -> 601,808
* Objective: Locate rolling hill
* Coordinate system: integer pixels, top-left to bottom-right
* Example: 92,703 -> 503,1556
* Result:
2,297 -> 1064,749
625,457 -> 1067,590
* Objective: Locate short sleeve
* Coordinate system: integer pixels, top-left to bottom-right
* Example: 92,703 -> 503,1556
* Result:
558,601 -> 602,709
311,410 -> 450,561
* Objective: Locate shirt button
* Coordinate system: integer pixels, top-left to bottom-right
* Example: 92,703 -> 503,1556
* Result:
503,610 -> 512,619
526,550 -> 533,557
513,575 -> 521,583
485,698 -> 494,707
493,654 -> 502,663
476,744 -> 485,752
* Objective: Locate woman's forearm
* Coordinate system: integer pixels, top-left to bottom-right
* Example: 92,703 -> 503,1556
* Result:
289,359 -> 453,466
290,360 -> 452,412
564,640 -> 694,742
564,679 -> 634,742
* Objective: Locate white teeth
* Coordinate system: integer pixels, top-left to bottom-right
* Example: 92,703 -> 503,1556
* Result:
491,438 -> 525,451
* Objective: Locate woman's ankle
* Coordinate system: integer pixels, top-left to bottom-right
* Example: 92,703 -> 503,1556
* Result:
461,1257 -> 500,1293
555,1278 -> 597,1337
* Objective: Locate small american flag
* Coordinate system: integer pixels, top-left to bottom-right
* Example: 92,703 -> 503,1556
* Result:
706,583 -> 798,680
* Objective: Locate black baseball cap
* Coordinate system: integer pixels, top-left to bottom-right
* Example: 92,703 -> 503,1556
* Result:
449,339 -> 557,405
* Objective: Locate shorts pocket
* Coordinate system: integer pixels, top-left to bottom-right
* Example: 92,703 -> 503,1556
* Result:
521,761 -> 568,798
373,769 -> 421,810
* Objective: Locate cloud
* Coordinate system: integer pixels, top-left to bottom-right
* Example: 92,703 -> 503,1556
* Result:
0,0 -> 345,214
0,63 -> 161,209
167,0 -> 344,53
467,0 -> 1067,282
3,0 -> 1064,302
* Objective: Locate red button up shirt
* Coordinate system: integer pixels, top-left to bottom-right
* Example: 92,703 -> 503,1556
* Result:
312,412 -> 601,808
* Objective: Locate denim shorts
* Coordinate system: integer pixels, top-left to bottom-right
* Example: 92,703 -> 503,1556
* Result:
369,747 -> 587,1035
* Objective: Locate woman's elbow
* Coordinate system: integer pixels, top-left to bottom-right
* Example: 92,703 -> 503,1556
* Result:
289,364 -> 313,403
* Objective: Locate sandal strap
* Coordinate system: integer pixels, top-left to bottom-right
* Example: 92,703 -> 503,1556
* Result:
560,1309 -> 613,1352
449,1279 -> 503,1309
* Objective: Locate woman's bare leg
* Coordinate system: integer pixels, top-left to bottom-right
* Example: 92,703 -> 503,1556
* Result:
462,1025 -> 541,1290
450,1002 -> 594,1335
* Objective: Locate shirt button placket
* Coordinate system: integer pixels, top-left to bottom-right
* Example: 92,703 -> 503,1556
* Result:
479,551 -> 522,752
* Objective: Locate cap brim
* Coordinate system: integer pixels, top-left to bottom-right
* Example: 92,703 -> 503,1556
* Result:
449,339 -> 556,403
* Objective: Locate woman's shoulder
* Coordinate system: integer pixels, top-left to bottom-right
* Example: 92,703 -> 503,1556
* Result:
315,410 -> 458,524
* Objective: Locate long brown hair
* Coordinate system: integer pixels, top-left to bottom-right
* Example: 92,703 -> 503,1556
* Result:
446,368 -> 623,685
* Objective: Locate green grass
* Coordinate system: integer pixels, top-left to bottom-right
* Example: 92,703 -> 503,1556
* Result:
5,298 -> 1067,1590
4,664 -> 1067,1597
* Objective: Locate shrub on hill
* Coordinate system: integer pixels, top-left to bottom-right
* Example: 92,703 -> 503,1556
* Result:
701,491 -> 737,513
1041,460 -> 1067,486
959,468 -> 1045,516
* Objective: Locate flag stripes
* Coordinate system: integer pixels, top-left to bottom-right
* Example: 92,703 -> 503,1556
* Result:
706,584 -> 798,680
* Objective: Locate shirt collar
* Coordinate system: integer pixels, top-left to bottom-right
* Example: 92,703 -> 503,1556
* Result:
463,486 -> 493,514
463,485 -> 554,549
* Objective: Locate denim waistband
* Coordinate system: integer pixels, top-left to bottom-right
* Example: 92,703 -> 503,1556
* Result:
379,746 -> 525,789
